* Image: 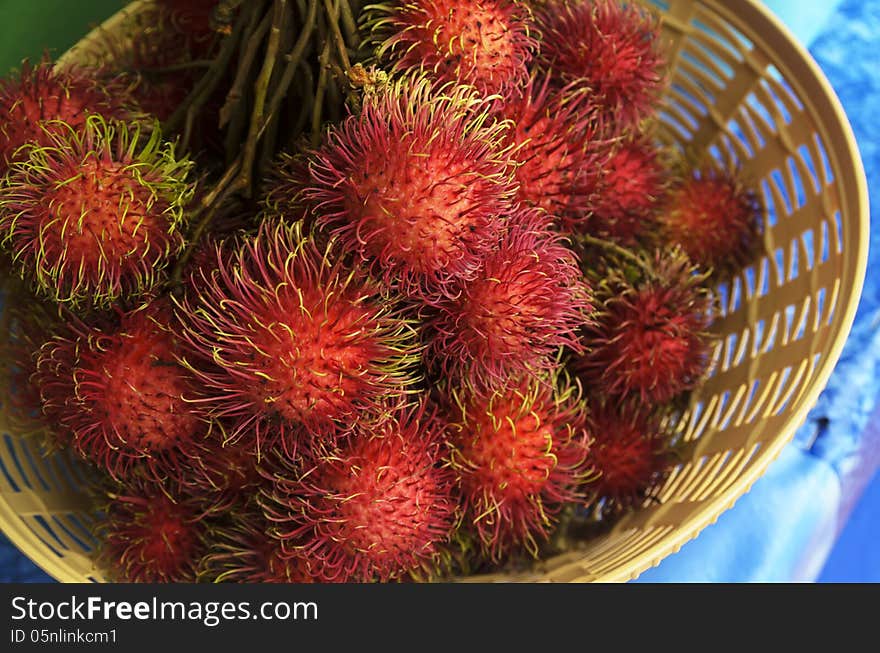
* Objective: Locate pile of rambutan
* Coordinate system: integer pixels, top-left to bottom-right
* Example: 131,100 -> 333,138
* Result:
0,0 -> 764,583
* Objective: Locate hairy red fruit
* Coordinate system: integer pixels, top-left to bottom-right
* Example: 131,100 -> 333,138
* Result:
0,116 -> 193,309
367,0 -> 538,100
584,401 -> 672,514
200,511 -> 320,583
427,208 -> 592,391
447,374 -> 589,560
661,166 -> 763,276
575,251 -> 714,404
184,435 -> 261,514
306,77 -> 516,297
34,298 -> 206,481
0,61 -> 136,173
589,138 -> 668,244
175,220 -> 420,457
98,478 -> 208,583
501,75 -> 612,227
261,404 -> 459,582
536,0 -> 666,132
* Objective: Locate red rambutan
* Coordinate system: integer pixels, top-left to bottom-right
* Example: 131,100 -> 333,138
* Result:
34,298 -> 207,481
501,75 -> 612,227
583,400 -> 673,514
660,165 -> 763,276
0,116 -> 193,309
200,511 -> 320,583
535,0 -> 666,133
184,435 -> 262,514
588,137 -> 669,244
306,76 -> 516,297
574,249 -> 714,404
174,219 -> 420,456
261,403 -> 459,582
426,207 -> 592,391
447,373 -> 590,560
367,0 -> 538,100
97,477 -> 208,582
0,61 -> 137,173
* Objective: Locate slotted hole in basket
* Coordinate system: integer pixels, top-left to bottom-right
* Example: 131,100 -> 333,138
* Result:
760,75 -> 794,124
786,156 -> 808,210
766,64 -> 804,112
670,81 -> 708,117
775,360 -> 808,416
792,298 -> 810,342
745,92 -> 776,137
741,379 -> 762,424
789,239 -> 800,281
20,442 -> 52,493
659,110 -> 693,140
713,390 -> 731,428
721,334 -> 736,371
50,452 -> 85,492
732,329 -> 749,368
3,433 -> 31,491
814,132 -> 834,184
782,303 -> 797,343
801,229 -> 816,270
708,143 -> 725,167
796,144 -> 820,195
648,0 -> 670,11
819,219 -> 831,263
761,179 -> 778,227
739,104 -> 767,151
0,442 -> 21,492
682,37 -> 734,83
815,287 -> 828,328
727,119 -> 755,159
770,168 -> 793,216
762,313 -> 780,354
768,365 -> 793,416
690,17 -> 743,66
666,94 -> 700,130
757,257 -> 771,297
773,247 -> 785,287
32,514 -> 68,552
66,514 -> 99,549
751,319 -> 766,357
728,276 -> 743,313
677,50 -> 723,98
51,515 -> 93,553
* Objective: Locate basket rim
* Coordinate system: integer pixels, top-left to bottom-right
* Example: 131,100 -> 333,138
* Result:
0,0 -> 870,583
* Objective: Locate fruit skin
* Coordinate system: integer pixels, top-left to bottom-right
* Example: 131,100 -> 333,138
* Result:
260,403 -> 459,583
96,477 -> 209,583
588,137 -> 669,244
199,510 -> 320,583
535,0 -> 666,133
0,116 -> 193,309
501,75 -> 612,229
426,207 -> 592,392
583,399 -> 673,515
366,0 -> 538,101
0,61 -> 137,173
306,76 -> 516,298
446,373 -> 590,561
34,298 -> 207,482
174,219 -> 421,458
574,249 -> 714,404
660,165 -> 763,277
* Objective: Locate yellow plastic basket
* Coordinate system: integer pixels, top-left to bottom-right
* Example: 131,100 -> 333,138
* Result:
0,0 -> 869,582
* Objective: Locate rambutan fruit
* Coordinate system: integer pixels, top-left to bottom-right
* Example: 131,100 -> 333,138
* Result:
589,137 -> 669,244
574,249 -> 714,404
0,61 -> 137,173
583,400 -> 673,515
535,0 -> 666,133
447,373 -> 590,561
34,298 -> 207,481
200,511 -> 320,583
184,435 -> 261,514
501,75 -> 612,227
261,149 -> 314,228
306,76 -> 516,297
174,219 -> 421,456
96,477 -> 208,583
0,116 -> 194,309
426,207 -> 592,391
660,165 -> 763,277
261,403 -> 459,583
366,0 -> 538,100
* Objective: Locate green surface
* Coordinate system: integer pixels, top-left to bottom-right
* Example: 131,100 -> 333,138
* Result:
0,0 -> 123,73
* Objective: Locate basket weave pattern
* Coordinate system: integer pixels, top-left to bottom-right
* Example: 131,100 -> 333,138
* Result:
0,0 -> 868,583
